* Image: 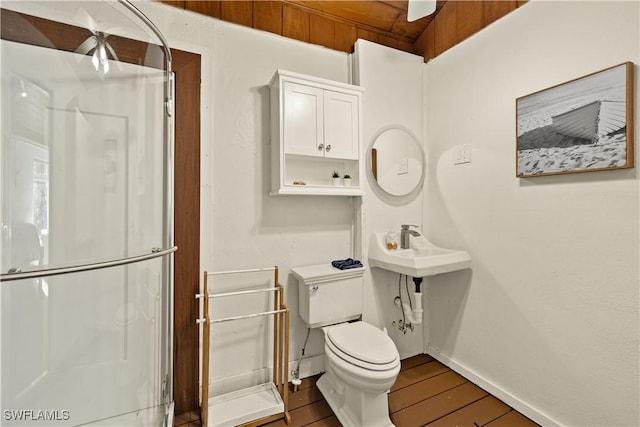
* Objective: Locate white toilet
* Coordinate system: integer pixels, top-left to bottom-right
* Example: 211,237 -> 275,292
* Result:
291,264 -> 400,427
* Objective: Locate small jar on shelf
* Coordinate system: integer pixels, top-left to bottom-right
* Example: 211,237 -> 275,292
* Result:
385,232 -> 398,250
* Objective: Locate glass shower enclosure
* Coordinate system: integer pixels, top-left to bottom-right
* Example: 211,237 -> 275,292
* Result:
0,1 -> 175,426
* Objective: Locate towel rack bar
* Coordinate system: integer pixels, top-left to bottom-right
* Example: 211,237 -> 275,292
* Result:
195,287 -> 280,300
206,267 -> 277,277
196,308 -> 287,324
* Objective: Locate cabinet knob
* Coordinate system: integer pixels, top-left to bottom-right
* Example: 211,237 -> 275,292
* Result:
317,144 -> 324,151
326,144 -> 332,152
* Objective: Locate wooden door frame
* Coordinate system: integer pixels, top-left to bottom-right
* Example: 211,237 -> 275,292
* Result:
171,48 -> 201,415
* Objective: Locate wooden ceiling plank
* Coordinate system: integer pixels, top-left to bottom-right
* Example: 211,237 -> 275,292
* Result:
378,0 -> 409,12
390,10 -> 432,40
484,0 -> 518,26
456,0 -> 484,44
334,21 -> 357,53
221,1 -> 254,27
283,3 -> 310,43
285,0 -> 400,32
254,1 -> 283,35
160,1 -> 185,8
390,0 -> 447,41
279,0 -> 416,45
185,1 -> 221,19
424,20 -> 436,61
414,20 -> 435,61
356,27 -> 379,44
377,33 -> 415,54
309,14 -> 335,49
434,0 -> 456,56
169,0 -> 523,64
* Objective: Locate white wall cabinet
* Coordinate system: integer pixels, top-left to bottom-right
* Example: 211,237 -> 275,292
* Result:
322,90 -> 359,160
270,70 -> 364,196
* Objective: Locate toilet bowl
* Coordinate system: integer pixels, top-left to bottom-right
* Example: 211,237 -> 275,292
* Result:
291,264 -> 401,426
318,321 -> 400,427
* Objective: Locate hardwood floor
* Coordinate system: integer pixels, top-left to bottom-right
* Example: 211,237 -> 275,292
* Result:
264,354 -> 539,427
175,354 -> 540,427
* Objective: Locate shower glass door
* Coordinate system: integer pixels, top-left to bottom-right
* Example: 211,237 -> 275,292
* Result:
0,2 -> 174,426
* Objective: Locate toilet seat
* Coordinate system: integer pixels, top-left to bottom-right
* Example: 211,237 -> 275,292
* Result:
325,322 -> 399,371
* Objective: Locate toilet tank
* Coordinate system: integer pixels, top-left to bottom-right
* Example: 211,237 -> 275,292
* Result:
291,263 -> 366,328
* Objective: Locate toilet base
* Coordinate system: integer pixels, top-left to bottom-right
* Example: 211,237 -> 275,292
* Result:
316,372 -> 394,427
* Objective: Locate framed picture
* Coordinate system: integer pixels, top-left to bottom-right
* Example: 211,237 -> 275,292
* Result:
516,62 -> 634,177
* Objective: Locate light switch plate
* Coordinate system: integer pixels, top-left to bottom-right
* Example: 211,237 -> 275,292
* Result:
454,144 -> 471,165
397,157 -> 409,175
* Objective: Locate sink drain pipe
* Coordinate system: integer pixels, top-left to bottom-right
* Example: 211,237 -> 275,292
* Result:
411,277 -> 423,325
395,275 -> 423,326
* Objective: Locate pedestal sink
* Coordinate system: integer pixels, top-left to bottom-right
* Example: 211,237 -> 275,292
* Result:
368,232 -> 471,277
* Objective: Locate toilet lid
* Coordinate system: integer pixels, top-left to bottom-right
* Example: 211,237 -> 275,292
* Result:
326,322 -> 398,365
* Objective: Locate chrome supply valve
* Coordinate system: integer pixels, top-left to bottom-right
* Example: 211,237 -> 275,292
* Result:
392,319 -> 414,334
400,224 -> 421,249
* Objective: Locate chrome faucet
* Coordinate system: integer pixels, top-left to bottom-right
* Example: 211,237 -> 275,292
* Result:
400,224 -> 421,249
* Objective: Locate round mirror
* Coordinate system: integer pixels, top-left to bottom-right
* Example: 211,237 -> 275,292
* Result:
367,125 -> 425,198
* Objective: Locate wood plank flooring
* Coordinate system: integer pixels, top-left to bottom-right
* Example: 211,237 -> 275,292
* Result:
175,354 -> 540,427
263,354 -> 540,427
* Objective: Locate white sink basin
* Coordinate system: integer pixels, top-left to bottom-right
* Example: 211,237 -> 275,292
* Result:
368,232 -> 471,277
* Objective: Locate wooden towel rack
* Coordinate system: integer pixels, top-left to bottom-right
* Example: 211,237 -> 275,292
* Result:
197,266 -> 291,427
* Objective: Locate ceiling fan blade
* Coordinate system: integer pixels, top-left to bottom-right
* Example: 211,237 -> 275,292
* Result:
407,0 -> 436,22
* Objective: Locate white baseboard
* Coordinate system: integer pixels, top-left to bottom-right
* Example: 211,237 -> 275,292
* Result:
426,345 -> 561,427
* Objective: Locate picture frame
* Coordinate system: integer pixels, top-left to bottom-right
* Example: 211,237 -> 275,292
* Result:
516,62 -> 634,178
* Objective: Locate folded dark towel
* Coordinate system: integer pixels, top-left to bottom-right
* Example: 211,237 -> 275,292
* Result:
331,258 -> 364,270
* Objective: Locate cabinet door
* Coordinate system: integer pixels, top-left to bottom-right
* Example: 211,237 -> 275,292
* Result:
323,90 -> 359,160
283,82 -> 324,156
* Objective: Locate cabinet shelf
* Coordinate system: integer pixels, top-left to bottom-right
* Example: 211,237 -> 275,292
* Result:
270,69 -> 364,196
270,185 -> 365,196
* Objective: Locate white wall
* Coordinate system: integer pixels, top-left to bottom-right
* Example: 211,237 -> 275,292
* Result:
424,1 -> 639,426
137,2 -> 360,389
353,40 -> 426,358
139,3 -> 432,386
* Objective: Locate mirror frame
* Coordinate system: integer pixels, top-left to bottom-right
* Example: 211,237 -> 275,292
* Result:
366,124 -> 426,202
